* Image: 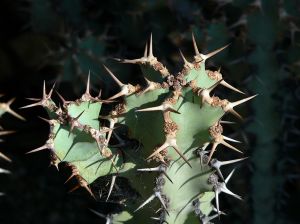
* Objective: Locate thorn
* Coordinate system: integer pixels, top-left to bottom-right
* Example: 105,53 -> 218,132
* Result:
220,140 -> 243,154
48,82 -> 56,98
229,95 -> 258,108
227,108 -> 243,120
0,168 -> 10,174
207,142 -> 219,163
137,167 -> 160,172
69,110 -> 85,137
199,44 -> 230,62
0,152 -> 12,162
85,71 -> 91,95
0,99 -> 26,121
220,120 -> 235,124
90,209 -> 110,224
214,171 -> 242,204
64,173 -> 76,184
6,98 -> 15,106
38,116 -> 56,126
179,50 -> 193,68
106,175 -> 117,202
222,135 -> 241,143
43,81 -> 46,98
20,101 -> 42,109
225,169 -> 235,184
0,130 -> 15,136
137,166 -> 173,183
26,139 -> 53,154
56,91 -> 70,105
207,79 -> 223,93
162,171 -> 173,184
134,193 -> 156,212
97,89 -> 102,99
21,81 -> 56,111
146,142 -> 170,160
107,87 -> 129,100
220,80 -> 245,94
137,104 -> 180,114
192,32 -> 200,55
68,184 -> 80,193
215,188 -> 220,216
144,43 -> 148,57
155,191 -> 169,216
149,33 -> 153,58
210,157 -> 248,180
103,65 -> 124,87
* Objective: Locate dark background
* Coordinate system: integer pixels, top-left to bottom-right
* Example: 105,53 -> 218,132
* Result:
0,0 -> 299,223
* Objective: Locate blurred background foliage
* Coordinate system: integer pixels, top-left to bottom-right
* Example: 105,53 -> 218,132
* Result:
0,0 -> 299,223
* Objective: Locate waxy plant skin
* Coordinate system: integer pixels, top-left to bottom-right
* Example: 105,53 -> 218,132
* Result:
24,34 -> 256,224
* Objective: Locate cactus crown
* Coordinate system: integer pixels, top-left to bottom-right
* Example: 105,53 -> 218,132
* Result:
24,34 -> 256,224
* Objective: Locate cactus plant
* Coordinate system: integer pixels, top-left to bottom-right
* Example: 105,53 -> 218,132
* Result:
0,96 -> 25,195
23,33 -> 256,223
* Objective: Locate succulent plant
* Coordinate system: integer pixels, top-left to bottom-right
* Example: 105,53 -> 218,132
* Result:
0,96 -> 25,195
23,33 -> 257,224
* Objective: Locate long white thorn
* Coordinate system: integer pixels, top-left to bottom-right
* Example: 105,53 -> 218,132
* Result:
108,86 -> 129,100
137,167 -> 160,172
26,144 -> 48,154
85,71 -> 91,95
220,140 -> 243,154
225,169 -> 235,184
215,189 -> 220,215
179,50 -> 193,68
106,175 -> 117,202
149,33 -> 153,58
103,65 -> 124,87
221,184 -> 242,200
155,192 -> 169,215
0,152 -> 12,162
220,120 -> 236,124
200,44 -> 230,61
230,94 -> 258,108
146,142 -> 169,160
207,79 -> 223,93
219,157 -> 248,166
0,168 -> 10,174
144,43 -> 148,57
43,81 -> 46,99
134,194 -> 156,212
222,135 -> 241,143
220,80 -> 245,94
137,104 -> 180,114
192,32 -> 200,55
